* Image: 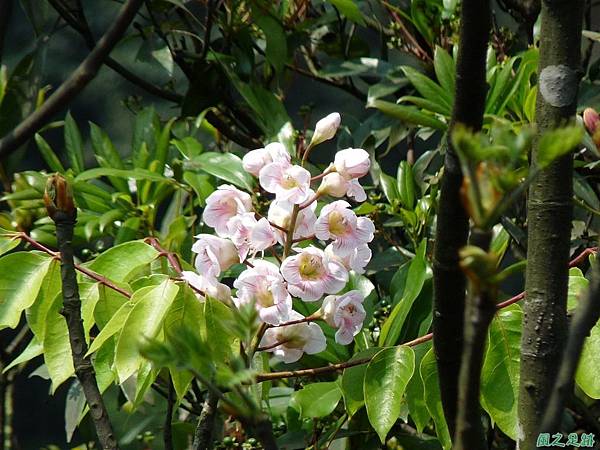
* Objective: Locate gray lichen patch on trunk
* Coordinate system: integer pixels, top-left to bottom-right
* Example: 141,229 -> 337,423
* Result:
539,65 -> 579,107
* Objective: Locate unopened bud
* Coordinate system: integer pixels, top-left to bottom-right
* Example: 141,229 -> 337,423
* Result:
584,108 -> 600,135
459,245 -> 498,284
310,113 -> 341,147
44,173 -> 76,221
317,172 -> 347,197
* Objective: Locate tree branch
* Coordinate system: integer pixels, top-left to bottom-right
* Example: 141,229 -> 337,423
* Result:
0,0 -> 145,160
518,1 -> 584,447
45,174 -> 119,450
192,390 -> 219,450
432,0 -> 491,438
453,229 -> 495,450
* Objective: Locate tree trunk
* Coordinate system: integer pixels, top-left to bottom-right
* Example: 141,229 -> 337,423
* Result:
518,1 -> 584,448
432,0 -> 491,437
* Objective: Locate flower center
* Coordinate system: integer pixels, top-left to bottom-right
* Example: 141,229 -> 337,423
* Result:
279,328 -> 306,349
281,172 -> 299,189
299,254 -> 324,280
256,287 -> 275,307
328,211 -> 348,236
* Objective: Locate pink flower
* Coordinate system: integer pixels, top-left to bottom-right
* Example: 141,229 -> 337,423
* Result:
259,161 -> 311,204
334,148 -> 370,180
192,234 -> 239,277
314,200 -> 375,252
310,113 -> 341,147
321,290 -> 366,345
227,213 -> 277,260
346,178 -> 367,202
181,270 -> 232,303
325,243 -> 372,275
280,246 -> 348,301
317,172 -> 348,198
233,260 -> 292,325
202,185 -> 253,236
259,310 -> 327,363
268,199 -> 316,244
243,142 -> 291,177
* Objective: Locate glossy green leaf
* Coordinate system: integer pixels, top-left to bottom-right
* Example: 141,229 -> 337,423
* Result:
421,348 -> 451,450
87,241 -> 158,283
379,172 -> 399,203
380,240 -> 428,346
405,342 -> 432,433
0,235 -> 19,258
65,380 -> 86,443
402,66 -> 453,113
0,252 -> 53,330
397,160 -> 416,209
433,46 -> 455,94
203,296 -> 236,362
365,346 -> 415,443
341,347 -> 382,416
64,111 -> 85,174
368,100 -> 447,130
292,381 -> 343,418
481,305 -> 522,440
75,167 -> 172,184
115,280 -> 179,382
35,133 -> 66,173
188,152 -> 254,191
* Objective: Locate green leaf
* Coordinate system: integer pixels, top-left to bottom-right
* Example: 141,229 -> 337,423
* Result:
89,122 -> 130,193
402,66 -> 453,114
368,100 -> 447,130
292,381 -> 343,418
341,347 -> 382,416
379,172 -> 399,203
43,292 -> 74,392
421,348 -> 451,450
183,172 -> 215,207
328,0 -> 365,25
537,125 -> 583,169
397,161 -> 416,209
35,133 -> 66,173
65,380 -> 86,443
87,241 -> 158,283
75,167 -> 173,184
0,235 -> 19,257
64,111 -> 85,174
433,46 -> 455,94
203,296 -> 236,363
114,217 -> 141,245
481,304 -> 522,440
187,152 -> 254,191
26,259 -> 61,339
164,287 -> 204,401
568,267 -> 589,311
364,346 -> 415,443
132,107 -> 159,167
3,337 -> 43,372
93,284 -> 130,329
380,240 -> 428,346
0,252 -> 53,330
405,342 -> 432,433
115,280 -> 179,382
576,323 -> 600,398
254,13 -> 287,74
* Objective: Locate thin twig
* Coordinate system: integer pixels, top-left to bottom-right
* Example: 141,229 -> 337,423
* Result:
0,0 -> 146,159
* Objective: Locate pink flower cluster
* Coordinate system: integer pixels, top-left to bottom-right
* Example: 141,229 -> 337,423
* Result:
185,113 -> 375,363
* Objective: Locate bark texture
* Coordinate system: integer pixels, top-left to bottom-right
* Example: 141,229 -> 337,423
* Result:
432,0 -> 490,437
518,1 -> 584,448
192,391 -> 219,450
50,197 -> 119,450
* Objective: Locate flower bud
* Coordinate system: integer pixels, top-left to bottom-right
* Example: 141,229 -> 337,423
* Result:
334,148 -> 370,179
584,108 -> 600,135
317,172 -> 347,197
320,295 -> 336,327
44,173 -> 75,221
310,112 -> 341,147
